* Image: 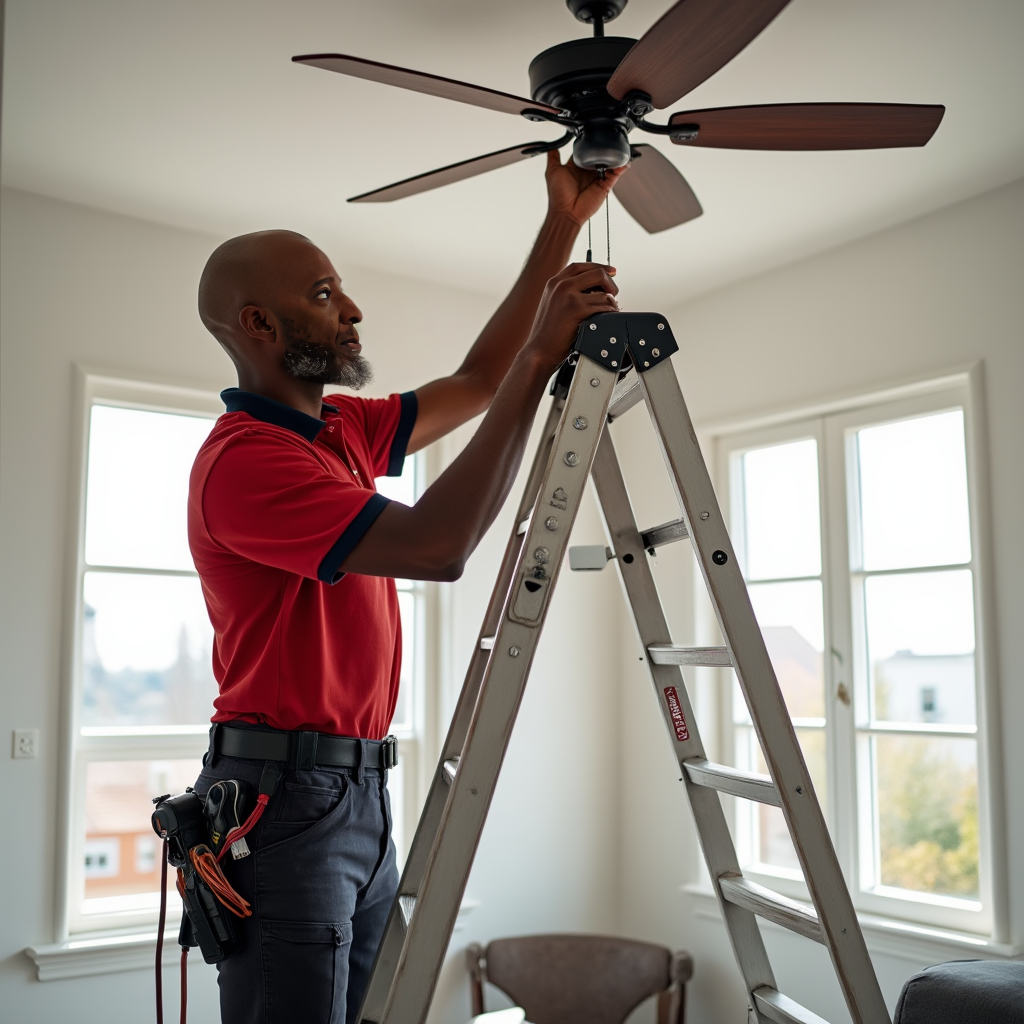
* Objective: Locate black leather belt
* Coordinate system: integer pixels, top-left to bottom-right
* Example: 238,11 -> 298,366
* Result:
210,723 -> 397,772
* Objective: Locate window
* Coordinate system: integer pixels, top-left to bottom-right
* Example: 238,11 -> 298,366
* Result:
66,375 -> 221,933
716,375 -> 997,935
64,373 -> 430,935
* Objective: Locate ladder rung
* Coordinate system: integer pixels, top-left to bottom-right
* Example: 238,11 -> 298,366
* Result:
480,636 -> 495,650
718,876 -> 823,944
648,644 -> 732,667
398,894 -> 417,934
752,986 -> 831,1024
684,758 -> 780,806
640,518 -> 689,550
442,758 -> 458,783
608,375 -> 642,420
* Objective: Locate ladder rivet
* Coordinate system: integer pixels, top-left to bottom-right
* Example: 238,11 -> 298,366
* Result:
573,417 -> 588,430
533,547 -> 550,563
796,786 -> 804,795
623,553 -> 634,564
609,337 -> 617,344
712,549 -> 728,565
611,360 -> 618,367
590,378 -> 600,387
601,349 -> 609,358
509,646 -> 521,657
589,323 -> 597,331
564,451 -> 580,466
644,361 -> 650,368
652,348 -> 660,357
638,339 -> 646,346
700,511 -> 710,520
545,516 -> 559,531
657,323 -> 665,330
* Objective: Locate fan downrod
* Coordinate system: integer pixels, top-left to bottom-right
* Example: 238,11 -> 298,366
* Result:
566,0 -> 627,37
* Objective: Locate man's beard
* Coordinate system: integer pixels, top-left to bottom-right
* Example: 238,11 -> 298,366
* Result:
281,320 -> 373,389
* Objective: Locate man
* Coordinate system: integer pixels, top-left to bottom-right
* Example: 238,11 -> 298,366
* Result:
189,151 -> 623,1024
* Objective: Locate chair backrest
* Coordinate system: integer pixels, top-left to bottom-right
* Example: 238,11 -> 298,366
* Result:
470,933 -> 691,1024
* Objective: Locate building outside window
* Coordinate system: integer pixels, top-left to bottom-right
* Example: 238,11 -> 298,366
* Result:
64,374 -> 428,935
714,372 -> 1001,937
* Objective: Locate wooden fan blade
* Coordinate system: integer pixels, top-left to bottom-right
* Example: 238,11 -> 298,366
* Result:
348,142 -> 548,203
668,103 -> 945,149
607,0 -> 791,109
614,144 -> 702,233
293,53 -> 560,117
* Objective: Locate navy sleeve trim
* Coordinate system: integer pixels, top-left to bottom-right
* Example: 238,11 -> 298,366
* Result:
317,493 -> 392,584
386,391 -> 418,477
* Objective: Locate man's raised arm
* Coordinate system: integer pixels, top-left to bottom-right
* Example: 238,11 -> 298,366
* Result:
406,151 -> 625,453
341,261 -> 619,581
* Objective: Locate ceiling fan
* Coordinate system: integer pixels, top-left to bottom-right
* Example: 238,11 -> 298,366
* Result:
292,0 -> 944,233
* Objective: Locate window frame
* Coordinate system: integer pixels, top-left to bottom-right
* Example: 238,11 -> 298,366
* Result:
60,370 -> 223,937
710,365 -> 1007,940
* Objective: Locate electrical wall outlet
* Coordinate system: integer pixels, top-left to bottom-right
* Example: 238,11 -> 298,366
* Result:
12,729 -> 39,759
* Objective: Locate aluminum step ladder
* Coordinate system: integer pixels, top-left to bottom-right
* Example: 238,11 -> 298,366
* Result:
358,312 -> 890,1024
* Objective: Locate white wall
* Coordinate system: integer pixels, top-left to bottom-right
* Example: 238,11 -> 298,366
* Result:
614,177 -> 1024,1023
0,186 -> 623,1023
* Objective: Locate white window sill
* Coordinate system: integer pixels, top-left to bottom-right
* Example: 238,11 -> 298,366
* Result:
26,899 -> 482,981
681,884 -> 1023,963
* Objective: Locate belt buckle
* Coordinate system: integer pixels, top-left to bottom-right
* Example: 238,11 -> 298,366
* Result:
382,735 -> 398,770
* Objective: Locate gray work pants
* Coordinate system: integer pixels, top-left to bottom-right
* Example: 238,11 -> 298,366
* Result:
193,752 -> 398,1024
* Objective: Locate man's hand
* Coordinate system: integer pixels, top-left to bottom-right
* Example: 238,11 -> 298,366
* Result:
545,150 -> 628,228
525,261 -> 619,373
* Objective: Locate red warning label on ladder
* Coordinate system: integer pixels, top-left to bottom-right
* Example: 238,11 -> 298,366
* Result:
663,686 -> 689,742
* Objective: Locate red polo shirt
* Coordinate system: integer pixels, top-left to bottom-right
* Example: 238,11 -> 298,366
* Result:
188,387 -> 417,738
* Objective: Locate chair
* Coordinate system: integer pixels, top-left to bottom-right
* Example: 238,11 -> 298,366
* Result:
466,934 -> 693,1024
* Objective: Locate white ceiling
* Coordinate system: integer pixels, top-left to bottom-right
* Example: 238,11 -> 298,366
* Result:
3,0 -> 1023,306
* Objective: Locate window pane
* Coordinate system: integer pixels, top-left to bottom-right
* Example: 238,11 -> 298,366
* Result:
375,454 -> 417,506
82,572 -> 217,727
856,410 -> 971,571
83,759 -> 200,911
85,405 -> 214,571
736,725 -> 826,872
740,439 -> 821,580
749,580 -> 825,719
865,570 -> 976,726
873,735 -> 979,900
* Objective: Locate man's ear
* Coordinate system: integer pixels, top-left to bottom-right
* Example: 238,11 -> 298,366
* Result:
238,305 -> 277,344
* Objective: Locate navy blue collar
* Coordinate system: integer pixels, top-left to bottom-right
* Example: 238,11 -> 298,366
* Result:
221,388 -> 338,443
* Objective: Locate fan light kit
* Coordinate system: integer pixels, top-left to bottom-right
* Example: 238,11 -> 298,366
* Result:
293,0 -> 944,233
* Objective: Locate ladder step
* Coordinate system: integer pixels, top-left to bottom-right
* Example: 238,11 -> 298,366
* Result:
752,986 -> 831,1024
442,758 -> 459,783
608,375 -> 642,420
648,644 -> 733,667
718,876 -> 823,944
398,894 -> 417,934
684,758 -> 780,806
480,636 -> 495,650
640,518 -> 689,550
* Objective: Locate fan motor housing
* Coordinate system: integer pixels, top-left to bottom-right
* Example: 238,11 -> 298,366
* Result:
528,37 -> 636,111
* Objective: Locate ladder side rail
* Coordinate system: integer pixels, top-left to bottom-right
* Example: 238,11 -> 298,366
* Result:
358,398 -> 563,1021
590,431 -> 777,1009
368,360 -> 618,1024
637,362 -> 889,1024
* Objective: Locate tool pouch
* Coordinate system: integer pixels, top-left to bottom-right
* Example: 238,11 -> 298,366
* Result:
151,790 -> 244,965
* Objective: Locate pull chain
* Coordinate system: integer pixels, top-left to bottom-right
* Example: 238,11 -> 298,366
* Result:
586,216 -> 593,263
605,192 -> 611,265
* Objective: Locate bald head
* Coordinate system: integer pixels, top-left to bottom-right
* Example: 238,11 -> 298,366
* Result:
198,229 -> 369,393
198,229 -> 317,348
